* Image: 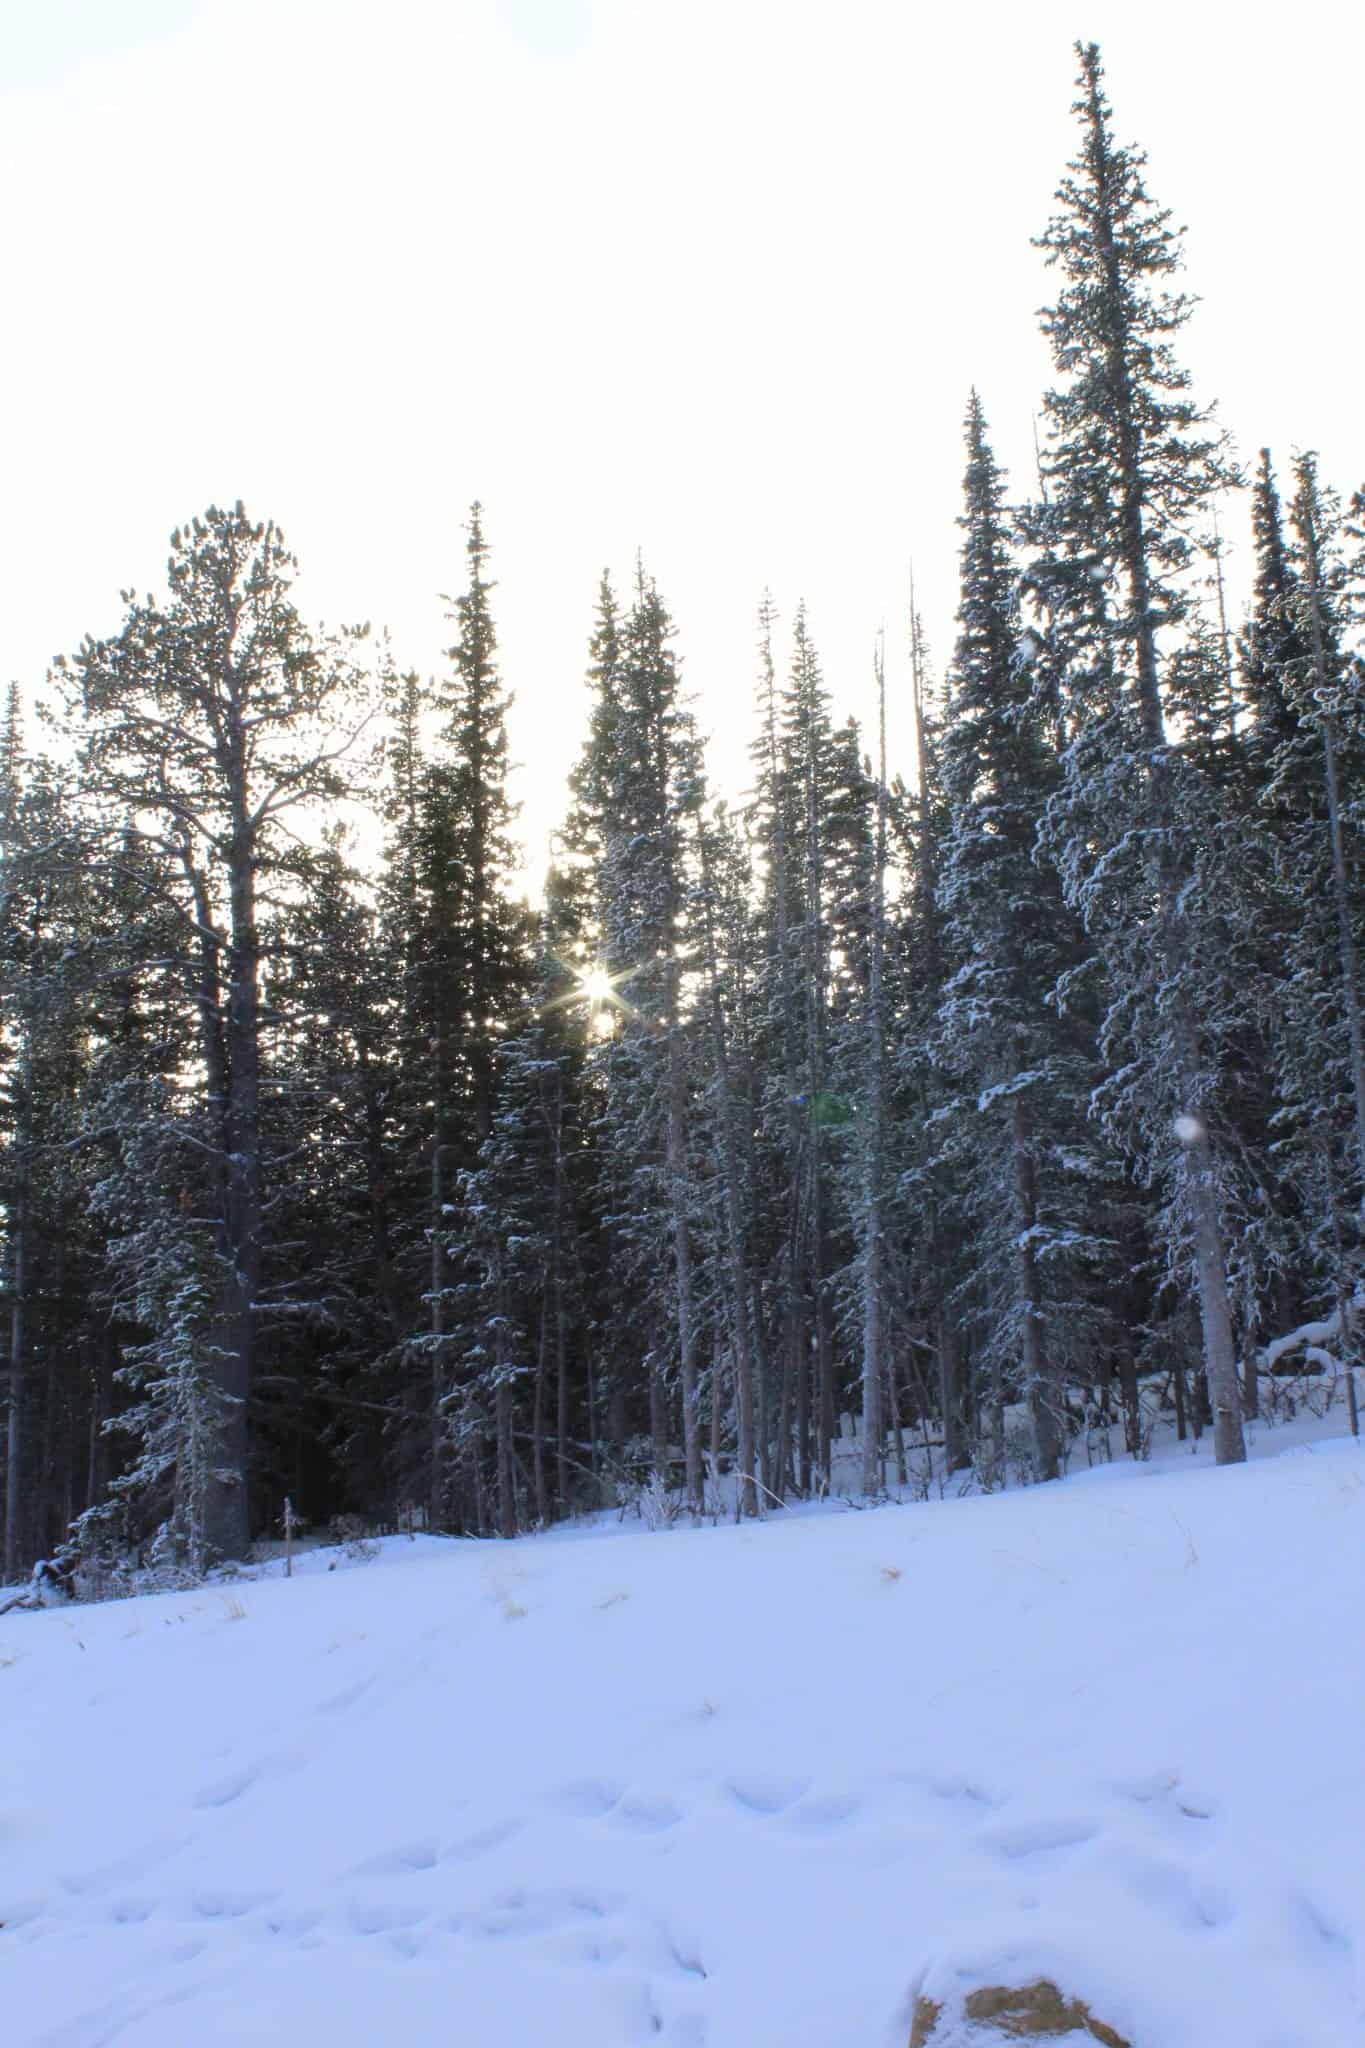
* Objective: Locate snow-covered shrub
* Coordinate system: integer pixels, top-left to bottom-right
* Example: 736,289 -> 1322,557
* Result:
626,1471 -> 684,1531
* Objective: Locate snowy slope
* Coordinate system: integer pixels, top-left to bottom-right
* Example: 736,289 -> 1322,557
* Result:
4,1430 -> 1363,2048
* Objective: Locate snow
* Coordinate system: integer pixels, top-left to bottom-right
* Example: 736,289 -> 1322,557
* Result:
4,1419 -> 1364,2047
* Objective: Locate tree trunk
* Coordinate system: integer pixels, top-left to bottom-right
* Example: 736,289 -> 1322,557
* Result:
4,1188 -> 27,1582
695,820 -> 758,1516
552,1087 -> 571,1517
210,824 -> 263,1562
649,1357 -> 668,1484
1012,1098 -> 1061,1481
793,1297 -> 809,1496
888,1352 -> 908,1489
939,1314 -> 968,1477
496,1359 -> 515,1541
532,1301 -> 548,1529
185,859 -> 247,1561
1180,1117 -> 1244,1463
664,1008 -> 702,1515
861,651 -> 889,1499
1118,1338 -> 1141,1454
429,1139 -> 449,1530
814,1186 -> 835,1492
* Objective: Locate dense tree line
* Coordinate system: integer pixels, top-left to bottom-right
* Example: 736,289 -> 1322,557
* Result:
4,45 -> 1364,1578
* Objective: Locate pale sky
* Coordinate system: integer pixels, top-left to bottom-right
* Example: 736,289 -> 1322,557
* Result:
3,0 -> 1361,881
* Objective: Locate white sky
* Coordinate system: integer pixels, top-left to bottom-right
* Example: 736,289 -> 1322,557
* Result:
3,0 -> 1362,883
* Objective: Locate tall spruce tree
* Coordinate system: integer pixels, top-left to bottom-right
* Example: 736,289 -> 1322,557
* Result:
1030,44 -> 1247,1464
579,565 -> 707,1510
936,393 -> 1113,1483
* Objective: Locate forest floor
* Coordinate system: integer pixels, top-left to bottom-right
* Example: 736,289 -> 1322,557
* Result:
3,1400 -> 1363,2047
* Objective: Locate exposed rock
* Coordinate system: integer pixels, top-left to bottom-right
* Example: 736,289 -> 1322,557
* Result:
909,1979 -> 1131,2047
908,1996 -> 943,2047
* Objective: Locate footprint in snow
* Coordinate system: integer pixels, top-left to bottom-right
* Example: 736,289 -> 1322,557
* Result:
1100,1843 -> 1233,1932
313,1676 -> 374,1715
978,1815 -> 1100,1863
1290,1890 -> 1354,1957
349,1835 -> 442,1877
250,1905 -> 323,1942
1113,1770 -> 1217,1823
869,1768 -> 1004,1813
191,1744 -> 309,1810
722,1773 -> 809,1816
60,1835 -> 191,1897
545,1778 -> 627,1818
184,1887 -> 274,1922
106,1897 -> 155,1925
0,1894 -> 48,1933
781,1790 -> 861,1832
450,1886 -> 619,1942
446,1817 -> 525,1860
609,1796 -> 683,1834
345,1899 -> 428,1937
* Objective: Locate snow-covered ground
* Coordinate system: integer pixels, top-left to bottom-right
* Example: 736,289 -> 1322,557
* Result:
4,1413 -> 1363,2047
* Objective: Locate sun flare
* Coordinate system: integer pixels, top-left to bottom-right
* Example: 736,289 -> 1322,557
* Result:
577,967 -> 617,1006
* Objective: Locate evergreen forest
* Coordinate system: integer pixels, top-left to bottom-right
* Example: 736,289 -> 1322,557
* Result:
5,45 -> 1365,1584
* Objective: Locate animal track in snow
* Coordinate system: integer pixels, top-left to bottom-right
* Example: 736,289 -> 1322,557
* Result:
544,1777 -> 626,1818
781,1790 -> 861,1832
181,1886 -> 274,1922
544,1926 -> 632,1968
313,1676 -> 374,1715
250,1904 -> 323,1941
106,1897 -> 155,1925
350,1835 -> 441,1877
446,1817 -> 525,1860
978,1815 -> 1101,1864
1290,1889 -> 1353,1957
191,1765 -> 260,1809
1114,1769 -> 1218,1825
870,1767 -> 1005,1814
1101,1843 -> 1233,1931
447,1884 -> 618,1943
721,1772 -> 809,1816
345,1899 -> 428,1937
191,1743 -> 309,1810
0,1892 -> 49,1932
60,1835 -> 190,1897
610,1795 -> 683,1834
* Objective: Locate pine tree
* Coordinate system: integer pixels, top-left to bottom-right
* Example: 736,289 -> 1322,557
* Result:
858,641 -> 890,1496
1030,44 -> 1247,1464
693,801 -> 762,1516
437,504 -> 523,1149
1290,454 -> 1365,1205
936,393 -> 1114,1482
1222,454 -> 1365,1374
581,564 -> 707,1511
747,593 -> 807,1497
894,605 -> 974,1476
58,505 -> 371,1558
782,606 -> 841,1490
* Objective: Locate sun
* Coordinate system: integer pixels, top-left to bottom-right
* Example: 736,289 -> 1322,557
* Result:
577,966 -> 617,1006
563,960 -> 637,1038
541,957 -> 639,1034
